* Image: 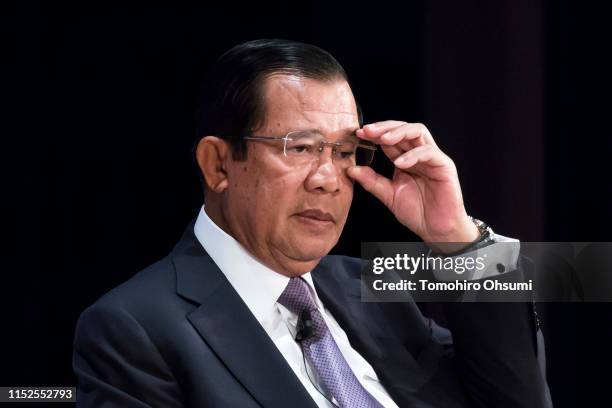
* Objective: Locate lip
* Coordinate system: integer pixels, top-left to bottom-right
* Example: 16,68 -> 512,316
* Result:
294,209 -> 335,223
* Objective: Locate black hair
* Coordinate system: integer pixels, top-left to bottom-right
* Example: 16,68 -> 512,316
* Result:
195,39 -> 362,161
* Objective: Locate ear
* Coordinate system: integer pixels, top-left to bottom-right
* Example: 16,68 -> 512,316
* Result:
195,136 -> 231,193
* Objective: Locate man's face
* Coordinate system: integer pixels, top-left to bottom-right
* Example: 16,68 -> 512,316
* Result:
221,74 -> 359,275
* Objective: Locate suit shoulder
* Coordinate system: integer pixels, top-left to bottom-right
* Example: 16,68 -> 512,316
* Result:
81,255 -> 178,323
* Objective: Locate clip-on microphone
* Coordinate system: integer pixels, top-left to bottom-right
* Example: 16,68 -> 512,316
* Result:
295,309 -> 315,342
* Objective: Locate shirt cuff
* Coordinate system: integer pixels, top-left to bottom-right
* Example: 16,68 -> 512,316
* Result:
431,233 -> 520,281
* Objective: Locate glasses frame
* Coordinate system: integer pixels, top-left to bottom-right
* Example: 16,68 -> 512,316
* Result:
243,130 -> 377,166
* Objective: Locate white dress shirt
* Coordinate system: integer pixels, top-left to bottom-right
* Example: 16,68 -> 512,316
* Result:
194,206 -> 399,408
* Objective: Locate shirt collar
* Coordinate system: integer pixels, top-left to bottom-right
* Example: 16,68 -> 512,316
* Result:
193,206 -> 322,326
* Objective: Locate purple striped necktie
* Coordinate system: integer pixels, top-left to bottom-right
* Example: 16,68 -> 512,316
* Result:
278,277 -> 384,408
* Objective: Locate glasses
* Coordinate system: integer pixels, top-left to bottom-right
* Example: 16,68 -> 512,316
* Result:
243,130 -> 377,168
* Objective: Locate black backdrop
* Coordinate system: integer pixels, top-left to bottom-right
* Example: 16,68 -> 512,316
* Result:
4,1 -> 612,407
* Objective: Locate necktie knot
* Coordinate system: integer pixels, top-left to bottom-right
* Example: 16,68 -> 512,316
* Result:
277,277 -> 317,315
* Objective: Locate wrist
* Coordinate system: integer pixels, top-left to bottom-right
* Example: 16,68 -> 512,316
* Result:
425,216 -> 480,255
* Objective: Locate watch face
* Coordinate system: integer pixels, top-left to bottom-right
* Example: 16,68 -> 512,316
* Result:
471,217 -> 492,237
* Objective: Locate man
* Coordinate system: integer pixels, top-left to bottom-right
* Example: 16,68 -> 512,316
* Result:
73,39 -> 551,407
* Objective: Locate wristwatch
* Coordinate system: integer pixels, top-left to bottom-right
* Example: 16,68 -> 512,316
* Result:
466,216 -> 495,250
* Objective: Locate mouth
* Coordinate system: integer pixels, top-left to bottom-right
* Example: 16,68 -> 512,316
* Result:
294,209 -> 335,224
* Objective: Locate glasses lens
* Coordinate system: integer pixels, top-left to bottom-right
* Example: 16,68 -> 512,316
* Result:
283,131 -> 375,167
284,131 -> 322,165
355,143 -> 375,166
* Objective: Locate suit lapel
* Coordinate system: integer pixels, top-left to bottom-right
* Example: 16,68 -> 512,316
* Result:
172,224 -> 317,408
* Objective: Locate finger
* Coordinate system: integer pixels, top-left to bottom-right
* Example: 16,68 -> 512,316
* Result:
355,122 -> 404,143
384,123 -> 437,147
358,122 -> 437,148
380,144 -> 405,162
361,120 -> 407,137
377,139 -> 431,164
393,145 -> 450,171
356,126 -> 416,151
346,166 -> 394,208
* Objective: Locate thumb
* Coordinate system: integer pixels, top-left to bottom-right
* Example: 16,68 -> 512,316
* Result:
346,166 -> 393,209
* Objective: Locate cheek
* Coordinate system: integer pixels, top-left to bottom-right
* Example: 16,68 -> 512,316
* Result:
256,175 -> 301,209
340,174 -> 355,203
228,162 -> 304,220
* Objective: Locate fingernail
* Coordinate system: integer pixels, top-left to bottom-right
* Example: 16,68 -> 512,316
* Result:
394,156 -> 406,166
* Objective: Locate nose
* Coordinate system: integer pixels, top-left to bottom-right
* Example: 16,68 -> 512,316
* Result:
304,152 -> 342,193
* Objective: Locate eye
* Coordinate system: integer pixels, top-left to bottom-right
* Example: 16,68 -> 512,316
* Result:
339,151 -> 355,159
289,144 -> 314,154
336,143 -> 357,159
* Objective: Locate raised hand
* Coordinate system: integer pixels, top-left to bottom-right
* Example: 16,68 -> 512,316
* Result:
347,121 -> 479,248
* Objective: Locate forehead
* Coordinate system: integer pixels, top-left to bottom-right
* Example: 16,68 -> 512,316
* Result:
259,74 -> 359,134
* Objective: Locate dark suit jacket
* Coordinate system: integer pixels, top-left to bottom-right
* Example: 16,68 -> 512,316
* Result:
73,223 -> 552,407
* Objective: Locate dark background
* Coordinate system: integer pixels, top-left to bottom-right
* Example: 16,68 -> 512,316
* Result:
4,1 -> 612,406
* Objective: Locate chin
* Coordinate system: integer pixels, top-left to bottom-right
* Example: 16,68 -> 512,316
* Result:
291,241 -> 336,262
280,229 -> 340,262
